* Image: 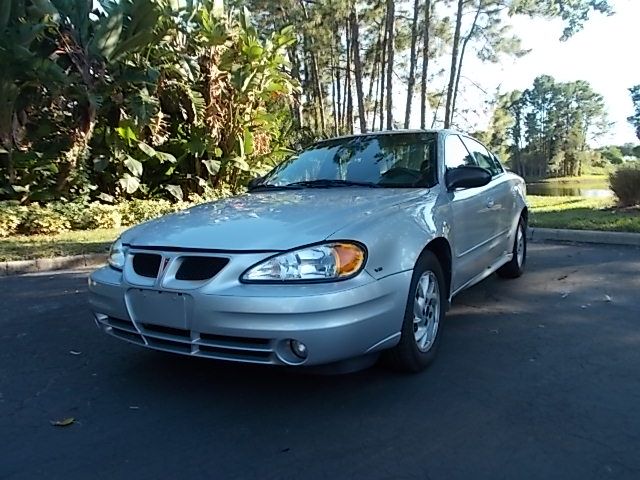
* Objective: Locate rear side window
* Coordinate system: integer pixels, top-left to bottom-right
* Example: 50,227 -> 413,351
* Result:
444,134 -> 475,169
490,154 -> 505,174
461,137 -> 502,177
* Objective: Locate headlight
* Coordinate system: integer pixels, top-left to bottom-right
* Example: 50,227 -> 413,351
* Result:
241,242 -> 366,282
108,237 -> 127,270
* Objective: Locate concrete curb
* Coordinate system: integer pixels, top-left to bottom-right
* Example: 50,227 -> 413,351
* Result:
0,253 -> 107,277
529,228 -> 640,247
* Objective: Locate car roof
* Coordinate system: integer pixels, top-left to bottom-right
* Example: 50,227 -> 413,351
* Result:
315,129 -> 466,144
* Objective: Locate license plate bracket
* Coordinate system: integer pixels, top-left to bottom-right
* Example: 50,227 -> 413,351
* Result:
126,289 -> 189,330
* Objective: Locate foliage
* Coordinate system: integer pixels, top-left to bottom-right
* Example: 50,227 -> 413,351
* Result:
84,203 -> 122,229
0,0 -> 298,203
482,75 -> 607,178
118,198 -> 178,225
1,198 -> 205,236
20,205 -> 71,235
628,85 -> 640,141
609,164 -> 640,207
0,0 -> 617,204
598,146 -> 624,165
0,204 -> 25,237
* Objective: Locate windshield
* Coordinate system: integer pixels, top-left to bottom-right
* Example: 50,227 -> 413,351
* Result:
261,132 -> 438,189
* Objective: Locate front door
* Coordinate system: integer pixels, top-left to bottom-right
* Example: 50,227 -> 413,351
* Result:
443,134 -> 502,291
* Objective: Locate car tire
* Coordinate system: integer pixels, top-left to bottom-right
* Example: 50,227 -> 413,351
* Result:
497,216 -> 527,279
387,251 -> 446,373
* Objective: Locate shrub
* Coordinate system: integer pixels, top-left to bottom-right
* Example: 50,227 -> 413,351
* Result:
50,201 -> 91,230
610,165 -> 640,207
20,205 -> 71,235
0,204 -> 27,237
118,199 -> 177,226
1,198 -> 218,236
84,203 -> 122,229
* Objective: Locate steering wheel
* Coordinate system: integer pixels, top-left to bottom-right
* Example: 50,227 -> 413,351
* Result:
380,167 -> 423,185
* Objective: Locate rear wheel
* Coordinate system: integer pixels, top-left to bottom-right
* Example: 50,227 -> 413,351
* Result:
497,216 -> 527,279
388,251 -> 446,373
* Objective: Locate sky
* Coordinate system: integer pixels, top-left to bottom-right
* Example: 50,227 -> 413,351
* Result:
401,0 -> 640,147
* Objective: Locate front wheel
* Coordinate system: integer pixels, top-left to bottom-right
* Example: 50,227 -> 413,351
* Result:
387,251 -> 446,373
497,217 -> 527,279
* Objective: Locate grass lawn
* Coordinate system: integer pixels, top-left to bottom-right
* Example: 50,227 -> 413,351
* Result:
0,228 -> 122,262
528,195 -> 640,233
1,196 -> 639,262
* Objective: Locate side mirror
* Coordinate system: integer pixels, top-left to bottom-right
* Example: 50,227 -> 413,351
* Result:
247,176 -> 264,190
445,166 -> 491,191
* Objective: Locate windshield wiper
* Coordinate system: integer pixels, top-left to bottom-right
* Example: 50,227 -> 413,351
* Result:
248,183 -> 302,192
285,179 -> 381,188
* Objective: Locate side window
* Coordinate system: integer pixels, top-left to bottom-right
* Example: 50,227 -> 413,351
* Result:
490,153 -> 505,174
461,137 -> 501,177
444,134 -> 475,169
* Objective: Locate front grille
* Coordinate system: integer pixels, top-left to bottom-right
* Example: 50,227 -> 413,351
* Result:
175,256 -> 229,281
140,323 -> 190,339
132,253 -> 162,278
98,316 -> 275,364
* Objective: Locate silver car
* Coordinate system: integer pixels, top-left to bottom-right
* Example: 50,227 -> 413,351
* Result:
88,130 -> 527,372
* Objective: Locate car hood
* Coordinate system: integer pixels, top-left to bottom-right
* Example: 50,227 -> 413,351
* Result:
123,188 -> 425,251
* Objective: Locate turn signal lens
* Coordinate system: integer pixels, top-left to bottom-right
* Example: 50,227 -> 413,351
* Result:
334,243 -> 365,276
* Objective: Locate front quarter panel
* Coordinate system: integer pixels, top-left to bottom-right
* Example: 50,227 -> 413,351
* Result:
329,190 -> 448,280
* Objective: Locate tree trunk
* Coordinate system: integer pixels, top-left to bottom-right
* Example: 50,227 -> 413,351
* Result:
288,44 -> 304,129
298,0 -> 326,134
431,92 -> 442,127
420,0 -> 431,129
368,33 -> 382,131
301,38 -> 318,131
350,7 -> 367,133
444,0 -> 464,129
310,51 -> 326,134
343,18 -> 353,133
379,20 -> 387,131
404,0 -> 420,129
384,0 -> 395,130
451,3 -> 482,124
329,34 -> 339,136
334,24 -> 342,133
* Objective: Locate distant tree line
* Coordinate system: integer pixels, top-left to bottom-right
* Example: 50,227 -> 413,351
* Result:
476,75 -> 611,178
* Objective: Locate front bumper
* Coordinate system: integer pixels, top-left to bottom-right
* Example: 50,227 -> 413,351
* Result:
88,266 -> 412,366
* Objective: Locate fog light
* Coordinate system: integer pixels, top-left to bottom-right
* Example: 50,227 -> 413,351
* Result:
290,340 -> 308,359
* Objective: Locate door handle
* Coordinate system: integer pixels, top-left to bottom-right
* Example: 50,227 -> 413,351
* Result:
486,199 -> 495,209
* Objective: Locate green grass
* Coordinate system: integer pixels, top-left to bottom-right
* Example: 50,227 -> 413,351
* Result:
0,228 -> 122,262
529,195 -> 640,233
1,196 -> 639,262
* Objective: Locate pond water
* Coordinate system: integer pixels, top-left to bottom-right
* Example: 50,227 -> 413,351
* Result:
526,182 -> 613,198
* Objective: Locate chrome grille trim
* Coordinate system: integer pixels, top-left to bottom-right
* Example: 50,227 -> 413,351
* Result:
97,315 -> 275,364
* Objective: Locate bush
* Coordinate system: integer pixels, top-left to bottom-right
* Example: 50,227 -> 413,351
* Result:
0,198 -> 216,237
0,204 -> 27,237
20,205 -> 71,235
118,199 -> 177,226
84,203 -> 122,229
50,201 -> 91,230
610,165 -> 640,207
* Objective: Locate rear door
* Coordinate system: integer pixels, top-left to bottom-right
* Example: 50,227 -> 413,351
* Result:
444,134 -> 500,291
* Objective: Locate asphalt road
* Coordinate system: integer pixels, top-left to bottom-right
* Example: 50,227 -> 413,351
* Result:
2,242 -> 640,480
